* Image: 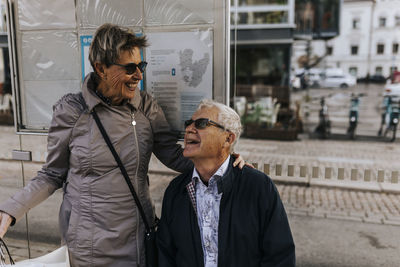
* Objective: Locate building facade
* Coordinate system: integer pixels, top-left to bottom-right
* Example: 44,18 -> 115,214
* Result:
293,0 -> 400,78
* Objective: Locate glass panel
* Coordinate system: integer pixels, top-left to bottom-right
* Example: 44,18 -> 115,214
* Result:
232,11 -> 288,25
22,80 -> 81,129
77,0 -> 143,28
145,30 -> 213,133
20,31 -> 80,81
294,0 -> 340,39
145,0 -> 214,26
237,0 -> 288,5
17,0 -> 76,30
231,44 -> 291,137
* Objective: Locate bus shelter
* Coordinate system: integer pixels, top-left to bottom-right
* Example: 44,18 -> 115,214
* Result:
2,0 -> 229,256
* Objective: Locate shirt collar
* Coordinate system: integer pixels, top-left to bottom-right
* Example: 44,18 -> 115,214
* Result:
81,72 -> 141,111
191,155 -> 231,186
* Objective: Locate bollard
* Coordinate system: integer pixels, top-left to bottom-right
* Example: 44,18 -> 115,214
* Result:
377,170 -> 385,183
263,164 -> 270,175
337,168 -> 344,180
351,169 -> 358,181
287,165 -> 294,177
275,164 -> 282,176
391,171 -> 399,184
312,167 -> 319,179
300,166 -> 307,178
324,167 -> 332,179
364,169 -> 371,182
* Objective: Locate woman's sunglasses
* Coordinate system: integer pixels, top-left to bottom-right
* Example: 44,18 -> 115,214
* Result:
113,61 -> 147,74
184,118 -> 229,131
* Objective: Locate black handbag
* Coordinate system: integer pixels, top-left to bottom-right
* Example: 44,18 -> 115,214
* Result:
0,237 -> 15,265
92,109 -> 158,267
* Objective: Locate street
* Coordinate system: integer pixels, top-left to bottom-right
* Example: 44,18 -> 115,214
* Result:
291,215 -> 400,267
1,83 -> 400,266
293,83 -> 391,139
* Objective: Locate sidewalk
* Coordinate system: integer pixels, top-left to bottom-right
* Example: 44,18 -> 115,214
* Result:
4,171 -> 400,263
1,125 -> 400,261
149,133 -> 400,193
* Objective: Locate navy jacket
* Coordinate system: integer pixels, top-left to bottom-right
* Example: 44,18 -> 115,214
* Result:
157,159 -> 296,267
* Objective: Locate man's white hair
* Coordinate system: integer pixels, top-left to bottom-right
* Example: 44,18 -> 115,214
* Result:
197,99 -> 242,152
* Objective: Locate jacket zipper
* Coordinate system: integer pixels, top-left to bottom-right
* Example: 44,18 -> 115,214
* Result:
131,111 -> 141,265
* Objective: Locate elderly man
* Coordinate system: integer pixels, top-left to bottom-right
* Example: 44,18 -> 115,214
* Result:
157,99 -> 295,267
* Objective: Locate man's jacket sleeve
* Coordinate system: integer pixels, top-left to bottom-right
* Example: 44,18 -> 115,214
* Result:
261,181 -> 296,266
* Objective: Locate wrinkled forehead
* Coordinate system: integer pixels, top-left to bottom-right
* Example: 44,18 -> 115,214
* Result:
192,106 -> 219,121
117,47 -> 141,62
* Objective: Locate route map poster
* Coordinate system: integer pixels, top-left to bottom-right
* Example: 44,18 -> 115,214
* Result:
145,30 -> 213,133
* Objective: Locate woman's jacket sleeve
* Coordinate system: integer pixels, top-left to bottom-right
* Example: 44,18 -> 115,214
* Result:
141,92 -> 193,173
0,94 -> 81,224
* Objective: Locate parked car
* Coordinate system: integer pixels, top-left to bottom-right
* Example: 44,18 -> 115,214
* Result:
383,81 -> 400,101
319,72 -> 357,88
383,71 -> 400,100
291,68 -> 322,89
357,74 -> 387,84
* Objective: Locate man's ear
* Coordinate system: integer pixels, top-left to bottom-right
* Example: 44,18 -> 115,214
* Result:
225,132 -> 236,146
94,62 -> 106,79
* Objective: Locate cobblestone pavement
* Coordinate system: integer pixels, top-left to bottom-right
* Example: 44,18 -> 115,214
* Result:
277,184 -> 400,226
3,172 -> 400,262
1,237 -> 58,263
1,123 -> 400,261
148,173 -> 400,227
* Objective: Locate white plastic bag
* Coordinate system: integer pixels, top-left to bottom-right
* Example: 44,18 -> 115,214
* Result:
11,245 -> 70,267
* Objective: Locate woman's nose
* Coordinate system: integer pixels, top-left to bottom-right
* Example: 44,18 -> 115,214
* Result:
185,123 -> 196,133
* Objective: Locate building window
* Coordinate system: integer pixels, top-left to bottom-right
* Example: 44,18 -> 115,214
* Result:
375,66 -> 383,75
379,17 -> 386,27
351,45 -> 358,55
395,15 -> 400,26
326,46 -> 333,55
349,67 -> 358,76
393,43 -> 399,54
377,44 -> 385,54
233,11 -> 289,25
352,18 -> 360,29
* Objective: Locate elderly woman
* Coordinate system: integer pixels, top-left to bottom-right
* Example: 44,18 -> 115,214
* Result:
0,24 -> 245,266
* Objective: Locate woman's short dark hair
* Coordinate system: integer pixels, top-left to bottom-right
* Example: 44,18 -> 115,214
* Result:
89,23 -> 148,70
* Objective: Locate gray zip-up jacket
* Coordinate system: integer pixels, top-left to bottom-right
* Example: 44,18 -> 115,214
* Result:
0,73 -> 192,266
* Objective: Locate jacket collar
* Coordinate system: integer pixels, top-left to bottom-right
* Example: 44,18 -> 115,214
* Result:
81,72 -> 141,111
216,157 -> 236,194
185,156 -> 237,196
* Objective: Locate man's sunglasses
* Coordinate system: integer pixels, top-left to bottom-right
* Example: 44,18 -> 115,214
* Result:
184,118 -> 228,131
113,61 -> 147,74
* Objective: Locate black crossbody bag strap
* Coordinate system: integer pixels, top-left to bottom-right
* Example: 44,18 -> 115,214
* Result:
0,237 -> 15,265
91,109 -> 151,232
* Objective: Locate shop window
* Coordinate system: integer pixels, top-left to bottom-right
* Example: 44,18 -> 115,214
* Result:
377,44 -> 385,54
351,45 -> 358,55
